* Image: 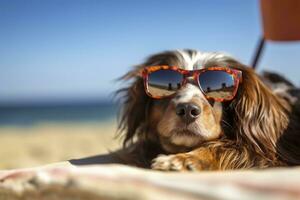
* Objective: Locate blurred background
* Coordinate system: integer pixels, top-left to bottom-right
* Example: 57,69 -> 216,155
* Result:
0,0 -> 299,169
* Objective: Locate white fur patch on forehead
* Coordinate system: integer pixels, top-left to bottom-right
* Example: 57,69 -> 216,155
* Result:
172,83 -> 206,104
176,50 -> 236,70
176,50 -> 197,70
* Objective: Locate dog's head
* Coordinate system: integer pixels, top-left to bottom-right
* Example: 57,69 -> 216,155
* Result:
118,49 -> 290,159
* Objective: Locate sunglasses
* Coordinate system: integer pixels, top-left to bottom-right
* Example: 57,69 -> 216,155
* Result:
142,66 -> 242,102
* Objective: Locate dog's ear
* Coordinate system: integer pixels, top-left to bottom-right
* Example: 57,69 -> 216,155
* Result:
232,66 -> 290,160
116,66 -> 151,147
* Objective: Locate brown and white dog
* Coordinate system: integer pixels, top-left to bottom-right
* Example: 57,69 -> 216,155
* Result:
115,49 -> 300,171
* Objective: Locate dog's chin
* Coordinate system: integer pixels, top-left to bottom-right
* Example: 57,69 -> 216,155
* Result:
158,128 -> 206,153
170,128 -> 205,145
173,128 -> 202,137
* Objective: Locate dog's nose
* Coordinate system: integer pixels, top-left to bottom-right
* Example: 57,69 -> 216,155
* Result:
175,103 -> 201,123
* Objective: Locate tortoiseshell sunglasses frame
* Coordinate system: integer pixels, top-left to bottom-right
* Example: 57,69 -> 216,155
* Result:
142,65 -> 242,102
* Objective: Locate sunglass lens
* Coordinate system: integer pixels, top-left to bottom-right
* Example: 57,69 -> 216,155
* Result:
147,69 -> 183,97
198,71 -> 235,100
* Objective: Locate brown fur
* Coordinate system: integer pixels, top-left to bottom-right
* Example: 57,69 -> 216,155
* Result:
115,50 -> 300,171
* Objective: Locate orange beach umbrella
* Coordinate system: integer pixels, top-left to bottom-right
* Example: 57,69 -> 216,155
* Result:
252,0 -> 300,68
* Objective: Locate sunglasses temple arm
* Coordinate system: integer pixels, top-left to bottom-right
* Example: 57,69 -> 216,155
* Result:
237,71 -> 243,83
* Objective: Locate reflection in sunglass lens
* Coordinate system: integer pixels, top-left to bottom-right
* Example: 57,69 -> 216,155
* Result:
148,69 -> 183,97
198,71 -> 235,100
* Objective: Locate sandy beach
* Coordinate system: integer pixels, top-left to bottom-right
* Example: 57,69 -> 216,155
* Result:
0,120 -> 121,169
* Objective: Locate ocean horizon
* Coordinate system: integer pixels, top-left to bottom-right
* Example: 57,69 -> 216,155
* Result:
0,100 -> 118,126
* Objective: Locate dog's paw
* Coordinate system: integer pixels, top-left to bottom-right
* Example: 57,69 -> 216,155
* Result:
151,153 -> 206,172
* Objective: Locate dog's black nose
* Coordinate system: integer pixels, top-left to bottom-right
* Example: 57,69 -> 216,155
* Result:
176,103 -> 201,123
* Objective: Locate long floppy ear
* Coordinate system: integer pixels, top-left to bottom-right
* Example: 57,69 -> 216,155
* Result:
116,66 -> 151,147
232,65 -> 290,160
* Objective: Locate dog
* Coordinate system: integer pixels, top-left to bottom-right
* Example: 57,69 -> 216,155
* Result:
115,49 -> 300,171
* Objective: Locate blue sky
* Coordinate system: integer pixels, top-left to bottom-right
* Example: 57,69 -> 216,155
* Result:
0,0 -> 299,103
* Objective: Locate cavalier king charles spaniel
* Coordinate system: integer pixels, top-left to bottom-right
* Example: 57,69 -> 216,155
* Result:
115,49 -> 300,171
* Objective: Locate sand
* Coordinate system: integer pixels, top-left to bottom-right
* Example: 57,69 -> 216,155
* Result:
0,120 -> 122,169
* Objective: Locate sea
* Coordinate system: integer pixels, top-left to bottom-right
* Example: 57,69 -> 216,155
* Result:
0,101 -> 118,126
